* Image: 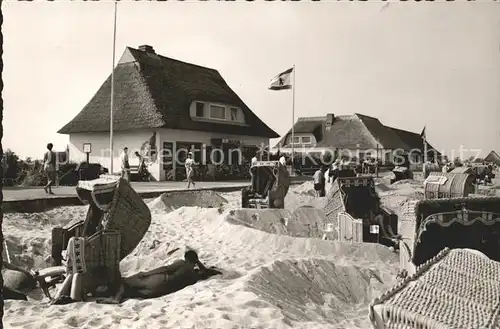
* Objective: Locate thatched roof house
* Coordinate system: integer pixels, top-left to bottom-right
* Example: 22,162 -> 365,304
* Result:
274,113 -> 440,162
59,45 -> 278,181
59,45 -> 277,138
485,150 -> 500,166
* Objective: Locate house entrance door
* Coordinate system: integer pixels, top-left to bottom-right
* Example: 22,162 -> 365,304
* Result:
162,142 -> 174,181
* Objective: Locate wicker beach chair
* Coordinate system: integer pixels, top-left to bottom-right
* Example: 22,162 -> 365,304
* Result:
423,172 -> 476,199
370,248 -> 500,329
324,176 -> 399,247
38,177 -> 151,299
241,161 -> 290,209
390,166 -> 413,184
398,196 -> 500,277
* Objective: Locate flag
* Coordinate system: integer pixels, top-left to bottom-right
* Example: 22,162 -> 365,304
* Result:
269,67 -> 293,90
420,126 -> 426,140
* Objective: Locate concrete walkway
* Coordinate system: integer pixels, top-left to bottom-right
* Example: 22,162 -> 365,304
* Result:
2,181 -> 253,202
2,177 -> 310,213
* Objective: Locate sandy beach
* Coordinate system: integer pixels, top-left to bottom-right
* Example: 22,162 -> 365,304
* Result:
4,177 -> 490,329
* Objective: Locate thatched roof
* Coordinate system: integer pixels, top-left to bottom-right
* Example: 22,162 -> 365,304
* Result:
275,113 -> 414,150
387,126 -> 441,155
355,114 -> 408,150
58,46 -> 279,138
485,150 -> 500,165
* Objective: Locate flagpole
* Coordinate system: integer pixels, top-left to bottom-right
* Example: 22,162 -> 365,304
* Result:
110,1 -> 117,174
291,64 -> 296,174
422,126 -> 428,177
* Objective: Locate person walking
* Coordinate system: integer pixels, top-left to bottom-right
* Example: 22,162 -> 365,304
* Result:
135,151 -> 149,181
251,152 -> 258,166
43,143 -> 57,194
120,147 -> 130,181
185,152 -> 196,189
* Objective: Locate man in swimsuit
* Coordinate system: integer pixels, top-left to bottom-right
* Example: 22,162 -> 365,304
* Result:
98,250 -> 221,304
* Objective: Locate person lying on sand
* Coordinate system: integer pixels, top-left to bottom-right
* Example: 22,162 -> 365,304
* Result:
94,250 -> 222,304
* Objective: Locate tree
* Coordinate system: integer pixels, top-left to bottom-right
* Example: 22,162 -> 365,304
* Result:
2,149 -> 20,180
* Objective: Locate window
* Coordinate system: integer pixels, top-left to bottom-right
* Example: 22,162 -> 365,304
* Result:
301,136 -> 311,144
292,136 -> 300,144
195,102 -> 204,117
230,108 -> 238,121
209,104 -> 226,120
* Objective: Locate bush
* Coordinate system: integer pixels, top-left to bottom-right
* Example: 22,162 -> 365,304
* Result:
18,160 -> 45,186
2,149 -> 83,186
3,149 -> 20,180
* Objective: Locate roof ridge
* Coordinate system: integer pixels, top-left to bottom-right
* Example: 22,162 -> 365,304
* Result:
354,112 -> 379,120
355,114 -> 412,150
490,150 -> 500,159
128,46 -> 219,73
386,125 -> 418,135
297,116 -> 325,121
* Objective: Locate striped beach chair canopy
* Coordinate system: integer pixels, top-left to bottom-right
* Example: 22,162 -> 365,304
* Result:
370,248 -> 500,329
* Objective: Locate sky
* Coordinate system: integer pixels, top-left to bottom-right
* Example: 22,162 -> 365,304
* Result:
3,1 -> 500,160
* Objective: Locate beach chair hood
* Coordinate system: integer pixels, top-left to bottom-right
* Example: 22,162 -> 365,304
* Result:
76,176 -> 152,259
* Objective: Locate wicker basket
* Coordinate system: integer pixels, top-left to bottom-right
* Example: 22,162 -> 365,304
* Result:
424,172 -> 475,199
370,248 -> 500,329
337,212 -> 363,242
82,230 -> 121,291
325,176 -> 397,245
399,196 -> 500,272
246,161 -> 290,208
450,166 -> 473,174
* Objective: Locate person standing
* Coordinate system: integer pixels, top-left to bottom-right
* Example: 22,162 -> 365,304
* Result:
249,152 -> 259,192
251,153 -> 258,166
135,151 -> 149,181
43,143 -> 57,194
442,162 -> 449,173
185,152 -> 196,189
313,166 -> 326,197
279,155 -> 286,166
120,147 -> 130,181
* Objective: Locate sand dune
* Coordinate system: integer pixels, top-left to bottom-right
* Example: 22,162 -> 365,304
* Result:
3,184 -> 400,329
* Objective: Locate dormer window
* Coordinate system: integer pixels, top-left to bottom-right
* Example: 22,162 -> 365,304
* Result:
190,101 -> 245,124
289,135 -> 314,145
209,104 -> 226,120
195,102 -> 204,117
230,108 -> 238,121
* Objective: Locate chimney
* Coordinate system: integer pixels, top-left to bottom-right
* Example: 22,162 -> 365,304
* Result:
138,45 -> 155,54
326,113 -> 335,125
